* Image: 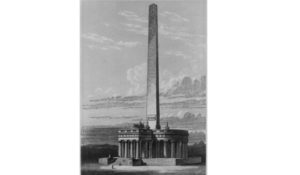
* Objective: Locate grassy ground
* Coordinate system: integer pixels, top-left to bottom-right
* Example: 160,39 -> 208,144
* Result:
81,163 -> 206,175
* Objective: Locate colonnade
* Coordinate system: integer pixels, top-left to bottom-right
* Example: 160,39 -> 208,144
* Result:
118,140 -> 188,159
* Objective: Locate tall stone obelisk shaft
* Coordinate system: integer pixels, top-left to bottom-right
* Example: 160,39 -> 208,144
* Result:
146,4 -> 160,130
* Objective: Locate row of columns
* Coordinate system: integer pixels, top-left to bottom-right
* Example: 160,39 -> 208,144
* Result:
118,140 -> 188,159
119,140 -> 141,158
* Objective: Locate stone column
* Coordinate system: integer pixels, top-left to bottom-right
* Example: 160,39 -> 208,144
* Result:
185,143 -> 188,159
122,141 -> 124,157
176,141 -> 179,158
131,140 -> 135,158
146,141 -> 149,158
185,142 -> 188,159
129,140 -> 133,158
127,141 -> 130,158
124,141 -> 128,158
136,140 -> 139,158
141,141 -> 145,158
135,140 -> 137,158
182,142 -> 185,159
161,141 -> 164,157
134,141 -> 136,158
178,141 -> 182,158
160,141 -> 163,157
182,142 -> 186,159
171,141 -> 175,158
123,141 -> 126,157
152,141 -> 156,158
180,142 -> 183,158
129,141 -> 131,158
139,141 -> 142,158
118,141 -> 121,157
132,140 -> 135,158
156,140 -> 160,158
119,140 -> 123,157
167,141 -> 171,158
149,141 -> 153,158
163,140 -> 167,158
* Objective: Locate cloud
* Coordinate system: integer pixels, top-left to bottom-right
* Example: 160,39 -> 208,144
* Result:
103,23 -> 110,27
118,10 -> 147,23
163,49 -> 204,78
117,41 -> 140,47
82,33 -> 114,43
160,75 -> 184,94
161,76 -> 206,97
122,21 -> 201,42
159,64 -> 206,95
122,23 -> 147,35
160,11 -> 190,23
165,50 -> 191,60
119,12 -> 203,45
92,45 -> 121,51
82,33 -> 141,50
158,12 -> 204,43
118,10 -> 204,48
126,63 -> 146,96
159,23 -> 202,42
89,87 -> 119,99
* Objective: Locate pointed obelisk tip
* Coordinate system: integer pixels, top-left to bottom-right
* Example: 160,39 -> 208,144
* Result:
149,3 -> 157,7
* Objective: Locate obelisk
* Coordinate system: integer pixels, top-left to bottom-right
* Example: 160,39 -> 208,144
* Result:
146,3 -> 161,130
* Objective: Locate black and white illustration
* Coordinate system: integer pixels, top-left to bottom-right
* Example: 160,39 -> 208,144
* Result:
81,0 -> 206,174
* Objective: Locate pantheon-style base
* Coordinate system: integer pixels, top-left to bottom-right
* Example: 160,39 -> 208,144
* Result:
118,128 -> 189,159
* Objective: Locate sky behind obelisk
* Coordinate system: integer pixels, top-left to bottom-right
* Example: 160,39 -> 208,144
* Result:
81,0 -> 206,104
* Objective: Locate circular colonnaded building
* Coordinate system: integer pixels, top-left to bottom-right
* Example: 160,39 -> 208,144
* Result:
118,123 -> 189,159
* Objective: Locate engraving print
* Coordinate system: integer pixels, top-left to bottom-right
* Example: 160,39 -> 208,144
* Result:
81,0 -> 206,174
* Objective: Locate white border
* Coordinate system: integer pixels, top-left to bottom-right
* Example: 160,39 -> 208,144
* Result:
0,0 -> 300,175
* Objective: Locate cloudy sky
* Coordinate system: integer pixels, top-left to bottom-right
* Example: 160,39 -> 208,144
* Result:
81,0 -> 206,126
81,0 -> 206,125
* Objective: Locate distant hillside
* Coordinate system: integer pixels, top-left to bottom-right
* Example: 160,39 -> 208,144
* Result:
81,127 -> 121,145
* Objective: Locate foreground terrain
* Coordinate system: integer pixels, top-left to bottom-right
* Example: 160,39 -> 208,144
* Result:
81,163 -> 206,175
